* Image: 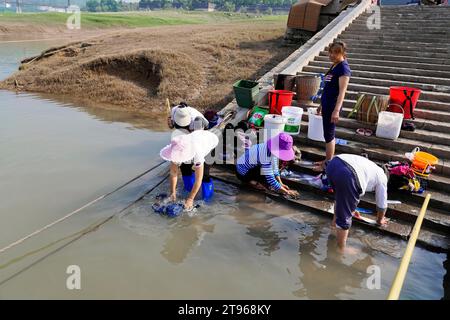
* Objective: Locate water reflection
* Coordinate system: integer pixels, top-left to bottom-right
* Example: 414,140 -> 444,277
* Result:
232,193 -> 288,256
35,92 -> 170,132
160,216 -> 215,264
294,225 -> 375,299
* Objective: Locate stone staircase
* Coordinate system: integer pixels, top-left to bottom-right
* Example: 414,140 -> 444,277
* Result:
214,4 -> 450,251
291,5 -> 450,248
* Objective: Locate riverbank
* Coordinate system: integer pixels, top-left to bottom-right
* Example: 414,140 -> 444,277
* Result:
0,11 -> 287,41
0,14 -> 296,115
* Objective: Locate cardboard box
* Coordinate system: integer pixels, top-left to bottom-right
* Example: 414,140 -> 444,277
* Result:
287,0 -> 333,32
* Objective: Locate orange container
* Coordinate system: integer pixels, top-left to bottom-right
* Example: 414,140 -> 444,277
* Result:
411,151 -> 438,176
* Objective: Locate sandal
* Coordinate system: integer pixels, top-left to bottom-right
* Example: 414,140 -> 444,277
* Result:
356,128 -> 373,136
312,160 -> 325,172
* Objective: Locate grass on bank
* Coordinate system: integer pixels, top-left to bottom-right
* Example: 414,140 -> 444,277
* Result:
0,10 -> 288,29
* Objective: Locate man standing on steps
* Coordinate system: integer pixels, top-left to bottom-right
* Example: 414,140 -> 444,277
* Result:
325,154 -> 389,252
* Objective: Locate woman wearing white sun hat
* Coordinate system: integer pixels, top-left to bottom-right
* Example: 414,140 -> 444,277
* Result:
160,130 -> 219,210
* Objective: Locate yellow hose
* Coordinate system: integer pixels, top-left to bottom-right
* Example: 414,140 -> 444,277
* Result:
387,193 -> 431,300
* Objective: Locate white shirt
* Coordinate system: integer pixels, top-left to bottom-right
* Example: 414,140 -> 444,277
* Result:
336,154 -> 388,211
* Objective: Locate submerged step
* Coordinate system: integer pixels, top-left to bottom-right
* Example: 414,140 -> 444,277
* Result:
210,166 -> 449,252
285,162 -> 450,234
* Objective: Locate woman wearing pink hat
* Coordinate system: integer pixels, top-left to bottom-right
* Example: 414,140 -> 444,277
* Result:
236,133 -> 299,197
160,130 -> 219,210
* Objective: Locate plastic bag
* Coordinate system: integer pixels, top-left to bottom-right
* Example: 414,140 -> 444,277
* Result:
247,106 -> 269,127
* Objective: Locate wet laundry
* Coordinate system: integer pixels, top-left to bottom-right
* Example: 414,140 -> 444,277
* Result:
385,161 -> 424,194
152,193 -> 201,218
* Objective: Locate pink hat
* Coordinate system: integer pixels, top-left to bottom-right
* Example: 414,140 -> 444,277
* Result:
160,134 -> 195,163
267,133 -> 295,161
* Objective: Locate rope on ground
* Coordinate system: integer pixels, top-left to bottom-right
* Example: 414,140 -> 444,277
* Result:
0,173 -> 169,275
0,161 -> 166,256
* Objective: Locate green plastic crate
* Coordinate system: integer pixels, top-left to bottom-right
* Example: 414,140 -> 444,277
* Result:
233,80 -> 260,108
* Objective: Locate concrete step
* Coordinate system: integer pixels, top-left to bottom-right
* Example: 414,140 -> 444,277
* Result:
359,11 -> 450,18
342,29 -> 450,38
290,141 -> 450,194
409,117 -> 450,136
294,94 -> 450,133
350,23 -> 450,32
300,114 -> 450,148
346,24 -> 450,33
293,133 -> 450,213
351,20 -> 450,28
368,12 -> 450,17
348,76 -> 450,95
340,38 -> 450,50
328,42 -> 450,55
297,115 -> 450,160
340,97 -> 450,133
336,46 -> 450,60
291,118 -> 450,176
283,169 -> 450,235
346,82 -> 450,104
379,5 -> 450,11
290,150 -> 450,231
304,65 -> 450,87
210,166 -> 450,252
321,50 -> 450,66
338,34 -> 450,47
314,56 -> 450,72
309,60 -> 450,82
345,97 -> 450,123
288,160 -> 450,233
341,91 -> 450,113
357,15 -> 450,22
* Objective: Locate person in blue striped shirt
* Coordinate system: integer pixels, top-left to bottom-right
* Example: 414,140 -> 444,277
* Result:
236,133 -> 298,197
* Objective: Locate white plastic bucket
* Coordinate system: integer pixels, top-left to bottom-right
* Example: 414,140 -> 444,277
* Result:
282,106 -> 303,135
263,114 -> 286,141
307,107 -> 325,142
376,111 -> 403,140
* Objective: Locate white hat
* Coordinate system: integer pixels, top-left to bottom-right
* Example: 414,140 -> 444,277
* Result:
160,131 -> 219,164
190,130 -> 219,161
173,107 -> 191,127
160,134 -> 195,163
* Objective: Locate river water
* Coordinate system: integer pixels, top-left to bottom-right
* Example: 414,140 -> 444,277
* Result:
0,40 -> 447,299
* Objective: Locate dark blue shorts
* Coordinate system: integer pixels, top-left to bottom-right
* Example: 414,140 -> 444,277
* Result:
326,157 -> 362,230
322,105 -> 338,143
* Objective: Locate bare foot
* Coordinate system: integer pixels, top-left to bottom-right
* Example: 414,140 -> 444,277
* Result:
337,245 -> 360,255
376,217 -> 389,226
344,246 -> 360,255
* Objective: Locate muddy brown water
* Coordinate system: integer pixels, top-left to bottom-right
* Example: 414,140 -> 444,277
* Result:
0,41 -> 448,299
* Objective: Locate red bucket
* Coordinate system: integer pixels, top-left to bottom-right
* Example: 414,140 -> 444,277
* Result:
389,86 -> 421,120
268,90 -> 295,115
